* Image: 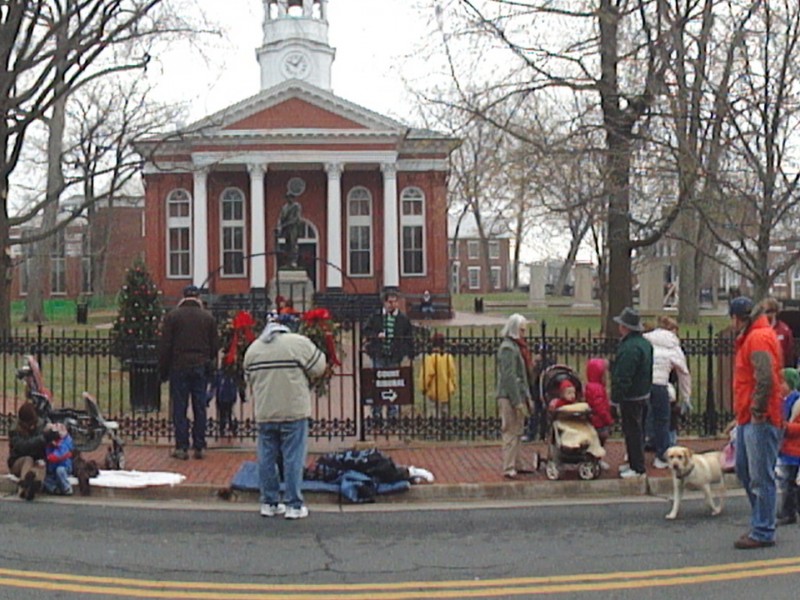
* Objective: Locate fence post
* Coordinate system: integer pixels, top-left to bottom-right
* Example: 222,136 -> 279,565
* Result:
36,322 -> 43,370
704,323 -> 717,436
540,320 -> 547,365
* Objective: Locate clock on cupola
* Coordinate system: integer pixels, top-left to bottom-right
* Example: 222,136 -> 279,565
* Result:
257,0 -> 336,91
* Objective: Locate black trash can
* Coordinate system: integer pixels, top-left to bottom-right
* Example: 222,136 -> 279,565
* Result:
129,350 -> 161,413
474,297 -> 484,313
76,302 -> 88,324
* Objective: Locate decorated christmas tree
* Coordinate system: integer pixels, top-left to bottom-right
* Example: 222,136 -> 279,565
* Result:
111,259 -> 163,361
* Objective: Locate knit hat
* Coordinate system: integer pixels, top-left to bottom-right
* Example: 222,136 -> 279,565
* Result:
783,368 -> 800,392
559,379 -> 575,393
183,285 -> 200,298
18,402 -> 38,427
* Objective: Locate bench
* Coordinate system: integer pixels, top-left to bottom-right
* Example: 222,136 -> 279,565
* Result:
406,293 -> 453,320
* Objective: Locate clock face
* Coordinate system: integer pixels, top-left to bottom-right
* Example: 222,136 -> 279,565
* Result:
282,52 -> 310,79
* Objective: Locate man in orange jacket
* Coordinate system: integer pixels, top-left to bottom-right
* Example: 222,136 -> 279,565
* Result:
730,296 -> 784,549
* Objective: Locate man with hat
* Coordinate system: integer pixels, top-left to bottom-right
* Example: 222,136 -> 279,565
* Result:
729,296 -> 783,549
8,402 -> 59,500
159,285 -> 218,460
610,307 -> 653,479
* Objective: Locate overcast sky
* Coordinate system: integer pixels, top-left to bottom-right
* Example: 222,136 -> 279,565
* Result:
155,0 -> 430,124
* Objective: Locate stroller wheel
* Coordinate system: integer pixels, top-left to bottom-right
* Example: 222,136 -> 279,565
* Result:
578,462 -> 598,480
545,461 -> 560,480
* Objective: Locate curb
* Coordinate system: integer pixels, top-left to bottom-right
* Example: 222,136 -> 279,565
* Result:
2,473 -> 742,506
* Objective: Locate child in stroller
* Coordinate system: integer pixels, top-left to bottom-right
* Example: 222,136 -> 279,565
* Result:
542,365 -> 606,480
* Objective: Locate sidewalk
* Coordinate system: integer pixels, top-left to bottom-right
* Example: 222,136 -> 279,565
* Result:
1,436 -> 733,505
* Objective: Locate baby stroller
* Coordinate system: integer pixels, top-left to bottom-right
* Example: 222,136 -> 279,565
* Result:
16,355 -> 125,470
540,364 -> 604,481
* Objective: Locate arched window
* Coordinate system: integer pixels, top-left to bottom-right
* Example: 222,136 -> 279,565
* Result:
347,187 -> 372,276
220,188 -> 246,276
167,189 -> 192,278
400,187 -> 425,276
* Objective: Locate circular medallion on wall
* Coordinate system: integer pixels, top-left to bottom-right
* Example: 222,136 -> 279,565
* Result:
287,177 -> 306,197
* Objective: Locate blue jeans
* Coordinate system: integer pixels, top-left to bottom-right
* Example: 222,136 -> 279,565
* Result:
170,365 -> 208,451
257,419 -> 308,509
649,385 -> 671,460
735,422 -> 781,542
43,465 -> 72,494
776,462 -> 800,520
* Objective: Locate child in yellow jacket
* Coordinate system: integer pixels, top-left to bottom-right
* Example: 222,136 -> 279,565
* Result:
418,333 -> 457,418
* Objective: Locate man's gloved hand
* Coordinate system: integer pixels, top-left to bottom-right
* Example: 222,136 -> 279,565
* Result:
43,429 -> 60,443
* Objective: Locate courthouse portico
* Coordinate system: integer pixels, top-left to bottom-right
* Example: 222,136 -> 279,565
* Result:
137,0 -> 458,304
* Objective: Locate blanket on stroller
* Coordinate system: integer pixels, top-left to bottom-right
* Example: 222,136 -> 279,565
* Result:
553,404 -> 606,459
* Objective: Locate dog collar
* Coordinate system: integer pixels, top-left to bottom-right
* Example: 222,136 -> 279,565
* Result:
677,464 -> 695,480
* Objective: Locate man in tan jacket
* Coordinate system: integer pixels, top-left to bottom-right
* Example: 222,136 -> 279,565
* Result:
244,320 -> 326,520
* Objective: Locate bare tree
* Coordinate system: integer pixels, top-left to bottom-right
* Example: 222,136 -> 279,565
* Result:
426,0 -> 683,333
696,1 -> 800,301
0,0 -> 201,334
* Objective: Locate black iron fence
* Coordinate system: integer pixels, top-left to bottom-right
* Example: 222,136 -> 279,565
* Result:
360,322 -> 737,440
1,322 -> 737,443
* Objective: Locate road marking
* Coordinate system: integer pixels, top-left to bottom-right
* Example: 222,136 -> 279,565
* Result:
1,557 -> 800,598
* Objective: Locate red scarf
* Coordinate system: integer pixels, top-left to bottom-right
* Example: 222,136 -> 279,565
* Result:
513,336 -> 533,373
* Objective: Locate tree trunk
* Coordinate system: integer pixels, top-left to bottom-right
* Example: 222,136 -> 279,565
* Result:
677,210 -> 700,324
24,25 -> 68,323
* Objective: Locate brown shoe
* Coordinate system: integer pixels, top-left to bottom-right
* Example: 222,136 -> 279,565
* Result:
734,535 -> 775,549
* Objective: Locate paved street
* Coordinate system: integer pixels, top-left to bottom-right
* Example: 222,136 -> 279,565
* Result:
1,493 -> 799,599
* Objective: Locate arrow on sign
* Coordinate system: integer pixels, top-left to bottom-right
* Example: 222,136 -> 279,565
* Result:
381,390 -> 398,403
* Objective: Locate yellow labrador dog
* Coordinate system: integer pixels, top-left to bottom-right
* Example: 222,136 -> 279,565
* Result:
665,446 -> 725,520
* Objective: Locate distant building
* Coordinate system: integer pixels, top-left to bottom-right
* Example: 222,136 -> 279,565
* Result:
9,195 -> 146,300
448,213 -> 512,293
135,1 -> 458,304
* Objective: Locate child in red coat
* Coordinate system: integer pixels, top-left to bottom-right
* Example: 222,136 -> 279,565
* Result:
584,358 -> 614,447
777,367 -> 800,525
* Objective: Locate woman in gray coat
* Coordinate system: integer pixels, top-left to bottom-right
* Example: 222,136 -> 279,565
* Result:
496,313 -> 533,479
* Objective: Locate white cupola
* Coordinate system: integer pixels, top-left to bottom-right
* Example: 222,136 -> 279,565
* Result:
257,0 -> 335,91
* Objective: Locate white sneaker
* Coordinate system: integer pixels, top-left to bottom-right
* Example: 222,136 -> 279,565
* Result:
653,457 -> 669,469
284,506 -> 309,520
599,460 -> 611,471
259,503 -> 286,517
617,463 -> 630,473
619,469 -> 645,480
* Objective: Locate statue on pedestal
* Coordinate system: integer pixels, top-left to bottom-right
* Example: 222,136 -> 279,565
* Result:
278,192 -> 302,268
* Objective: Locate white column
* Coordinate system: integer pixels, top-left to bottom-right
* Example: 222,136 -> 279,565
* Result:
248,163 -> 267,288
192,168 -> 209,288
325,163 -> 343,289
303,0 -> 312,17
381,163 -> 400,289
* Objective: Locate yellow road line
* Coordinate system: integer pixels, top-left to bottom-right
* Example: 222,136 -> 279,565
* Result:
0,558 -> 799,598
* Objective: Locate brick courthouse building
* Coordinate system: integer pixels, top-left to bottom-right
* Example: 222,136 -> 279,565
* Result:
137,0 -> 458,307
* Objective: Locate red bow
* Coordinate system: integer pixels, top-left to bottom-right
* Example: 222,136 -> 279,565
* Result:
224,311 -> 256,366
301,308 -> 340,366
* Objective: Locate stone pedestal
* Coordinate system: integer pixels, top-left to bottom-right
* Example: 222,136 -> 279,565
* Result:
269,269 -> 314,313
639,259 -> 664,312
528,263 -> 547,307
573,263 -> 595,307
